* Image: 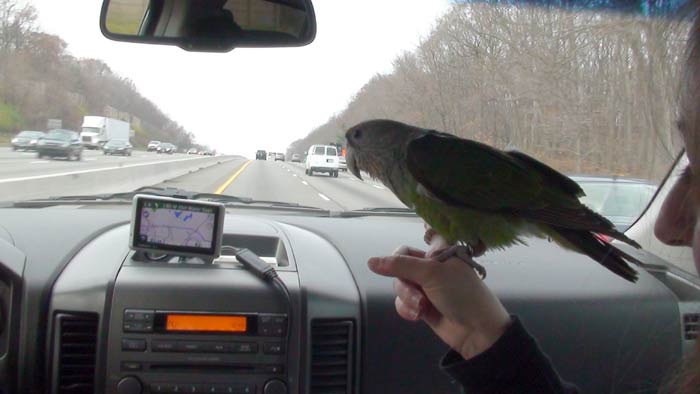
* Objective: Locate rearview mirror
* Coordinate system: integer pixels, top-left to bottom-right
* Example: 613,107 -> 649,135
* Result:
100,0 -> 316,52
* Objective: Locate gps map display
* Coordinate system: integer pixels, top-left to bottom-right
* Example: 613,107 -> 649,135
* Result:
130,195 -> 224,258
139,200 -> 215,249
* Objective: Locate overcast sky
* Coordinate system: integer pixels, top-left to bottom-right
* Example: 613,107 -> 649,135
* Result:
28,0 -> 450,157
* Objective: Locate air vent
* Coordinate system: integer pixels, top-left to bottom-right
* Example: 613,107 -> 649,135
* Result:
55,313 -> 98,394
684,313 -> 699,340
310,319 -> 353,394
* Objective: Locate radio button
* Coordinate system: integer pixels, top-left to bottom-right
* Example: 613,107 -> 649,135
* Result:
263,342 -> 285,355
199,384 -> 255,394
229,342 -> 258,354
260,365 -> 284,374
121,361 -> 143,371
124,309 -> 154,322
206,343 -> 228,353
260,324 -> 286,337
149,383 -> 178,393
177,341 -> 206,353
177,383 -> 198,393
152,340 -> 177,352
121,339 -> 146,352
123,321 -> 153,333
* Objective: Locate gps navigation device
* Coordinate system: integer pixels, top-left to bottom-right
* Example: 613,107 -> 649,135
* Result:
129,195 -> 225,260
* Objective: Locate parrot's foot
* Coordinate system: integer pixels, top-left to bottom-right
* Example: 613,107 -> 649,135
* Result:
433,245 -> 487,279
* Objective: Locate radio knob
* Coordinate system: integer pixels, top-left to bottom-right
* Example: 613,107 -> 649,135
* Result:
263,379 -> 287,394
117,376 -> 143,394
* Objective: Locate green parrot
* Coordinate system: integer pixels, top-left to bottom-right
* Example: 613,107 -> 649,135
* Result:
344,119 -> 641,282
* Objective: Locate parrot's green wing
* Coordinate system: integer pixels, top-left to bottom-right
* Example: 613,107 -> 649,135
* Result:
405,132 -> 620,234
406,132 -> 545,211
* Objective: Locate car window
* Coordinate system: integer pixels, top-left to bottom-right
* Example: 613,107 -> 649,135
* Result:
46,131 -> 72,140
326,147 -> 337,156
578,184 -> 609,212
313,146 -> 325,155
600,184 -> 656,218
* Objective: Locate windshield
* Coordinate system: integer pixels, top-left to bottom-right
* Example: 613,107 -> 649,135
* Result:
45,131 -> 73,141
0,1 -> 687,224
17,131 -> 40,138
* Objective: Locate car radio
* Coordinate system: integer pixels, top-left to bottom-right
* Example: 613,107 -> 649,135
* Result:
112,309 -> 289,394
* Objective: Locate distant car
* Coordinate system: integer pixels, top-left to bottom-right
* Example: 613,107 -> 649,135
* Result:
36,129 -> 83,161
102,139 -> 132,156
147,140 -> 161,152
571,175 -> 658,232
187,148 -> 198,155
291,153 -> 301,162
256,150 -> 267,160
157,143 -> 175,154
305,144 -> 339,177
338,156 -> 347,171
275,153 -> 285,161
11,130 -> 45,151
267,152 -> 275,160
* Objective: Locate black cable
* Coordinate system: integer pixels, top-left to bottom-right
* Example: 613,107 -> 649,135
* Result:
221,246 -> 293,375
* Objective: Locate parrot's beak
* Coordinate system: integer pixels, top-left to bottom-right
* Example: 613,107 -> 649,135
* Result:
346,148 -> 363,180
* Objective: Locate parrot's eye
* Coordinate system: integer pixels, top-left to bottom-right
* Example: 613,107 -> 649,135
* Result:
353,129 -> 363,140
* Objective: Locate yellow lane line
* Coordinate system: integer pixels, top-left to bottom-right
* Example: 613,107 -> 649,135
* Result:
215,160 -> 253,194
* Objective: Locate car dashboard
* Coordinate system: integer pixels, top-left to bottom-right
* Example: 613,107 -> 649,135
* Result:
0,207 -> 696,394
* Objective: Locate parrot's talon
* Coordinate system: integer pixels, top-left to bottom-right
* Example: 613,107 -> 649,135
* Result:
433,245 -> 487,279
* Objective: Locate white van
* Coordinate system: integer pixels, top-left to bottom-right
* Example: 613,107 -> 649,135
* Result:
305,145 -> 340,177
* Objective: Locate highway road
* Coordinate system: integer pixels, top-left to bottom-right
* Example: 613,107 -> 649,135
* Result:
0,148 -> 406,210
158,158 -> 406,211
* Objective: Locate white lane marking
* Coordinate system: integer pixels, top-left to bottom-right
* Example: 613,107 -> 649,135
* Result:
318,193 -> 330,201
292,174 -> 297,177
140,155 -> 150,157
301,181 -> 308,186
373,185 -> 386,190
85,158 -> 97,161
0,156 -> 213,184
31,160 -> 49,164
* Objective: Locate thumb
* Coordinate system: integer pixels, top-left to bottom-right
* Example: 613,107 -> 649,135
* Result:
368,255 -> 437,285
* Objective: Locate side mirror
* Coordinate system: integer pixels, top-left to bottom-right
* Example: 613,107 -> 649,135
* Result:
100,0 -> 317,52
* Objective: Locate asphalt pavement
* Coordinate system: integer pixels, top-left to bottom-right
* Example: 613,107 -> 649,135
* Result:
156,158 -> 406,211
0,148 -> 406,210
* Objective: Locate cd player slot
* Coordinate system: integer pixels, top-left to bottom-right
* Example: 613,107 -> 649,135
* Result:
147,363 -> 284,375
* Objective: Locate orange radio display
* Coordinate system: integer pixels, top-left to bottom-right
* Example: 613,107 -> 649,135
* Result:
165,314 -> 248,333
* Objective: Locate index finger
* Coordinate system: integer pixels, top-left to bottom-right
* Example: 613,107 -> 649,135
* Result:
368,254 -> 437,285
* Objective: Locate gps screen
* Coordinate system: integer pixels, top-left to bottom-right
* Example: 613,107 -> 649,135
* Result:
134,199 -> 218,253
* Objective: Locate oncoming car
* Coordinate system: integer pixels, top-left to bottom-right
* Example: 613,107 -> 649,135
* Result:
157,143 -> 176,154
11,130 -> 45,151
102,139 -> 133,156
147,140 -> 161,151
36,129 -> 83,161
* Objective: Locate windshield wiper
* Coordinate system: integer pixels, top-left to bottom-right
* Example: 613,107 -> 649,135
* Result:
13,186 -> 326,211
337,206 -> 416,217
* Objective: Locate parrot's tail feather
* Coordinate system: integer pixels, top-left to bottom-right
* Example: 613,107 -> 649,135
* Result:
604,230 -> 642,249
553,228 -> 639,283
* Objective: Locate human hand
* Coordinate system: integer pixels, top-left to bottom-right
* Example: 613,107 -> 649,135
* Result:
368,243 -> 510,360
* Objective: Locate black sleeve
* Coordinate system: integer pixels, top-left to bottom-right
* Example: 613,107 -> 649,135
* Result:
440,316 -> 580,394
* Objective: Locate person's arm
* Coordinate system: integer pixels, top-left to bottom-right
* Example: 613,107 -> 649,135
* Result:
441,316 -> 579,394
367,229 -> 578,393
